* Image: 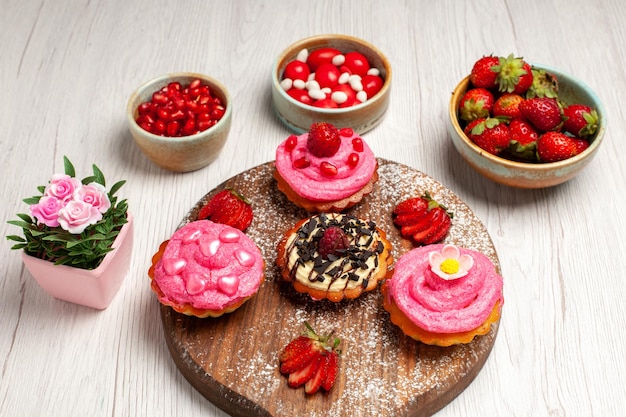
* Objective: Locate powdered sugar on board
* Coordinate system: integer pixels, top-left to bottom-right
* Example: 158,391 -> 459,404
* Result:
160,158 -> 501,417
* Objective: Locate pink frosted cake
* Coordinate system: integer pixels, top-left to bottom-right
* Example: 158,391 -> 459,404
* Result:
274,122 -> 378,212
382,244 -> 503,346
149,220 -> 264,318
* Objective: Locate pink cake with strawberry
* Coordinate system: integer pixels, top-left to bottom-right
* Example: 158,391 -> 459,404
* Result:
274,122 -> 378,212
382,244 -> 503,346
149,220 -> 264,318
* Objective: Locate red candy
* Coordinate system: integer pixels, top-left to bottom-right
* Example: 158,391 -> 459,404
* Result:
135,79 -> 225,137
281,47 -> 384,109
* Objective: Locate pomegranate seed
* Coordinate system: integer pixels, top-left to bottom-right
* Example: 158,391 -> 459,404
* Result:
339,127 -> 354,137
352,137 -> 364,152
197,112 -> 212,122
347,152 -> 359,168
293,156 -> 311,169
137,102 -> 153,115
320,161 -> 338,176
167,81 -> 181,92
181,119 -> 196,135
285,135 -> 298,152
211,105 -> 225,120
169,109 -> 185,121
189,79 -> 202,89
166,121 -> 181,136
153,120 -> 166,135
157,108 -> 170,121
151,92 -> 169,105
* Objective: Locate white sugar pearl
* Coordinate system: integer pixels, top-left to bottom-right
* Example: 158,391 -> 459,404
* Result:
356,91 -> 368,102
331,91 -> 348,104
367,68 -> 380,76
332,54 -> 345,66
307,72 -> 316,81
293,79 -> 306,90
349,75 -> 363,91
296,48 -> 309,62
305,80 -> 321,91
308,89 -> 326,100
338,72 -> 350,84
321,87 -> 331,94
280,78 -> 293,91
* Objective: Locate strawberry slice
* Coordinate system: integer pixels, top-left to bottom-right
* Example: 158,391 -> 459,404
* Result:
392,192 -> 454,246
279,322 -> 341,394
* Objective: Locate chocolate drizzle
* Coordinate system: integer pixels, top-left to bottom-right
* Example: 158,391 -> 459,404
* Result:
285,213 -> 385,291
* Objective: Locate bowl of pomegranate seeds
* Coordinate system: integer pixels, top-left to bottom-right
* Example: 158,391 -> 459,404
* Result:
448,55 -> 606,188
127,72 -> 232,172
272,34 -> 392,135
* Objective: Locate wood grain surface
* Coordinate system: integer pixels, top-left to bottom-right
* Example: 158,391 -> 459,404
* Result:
160,159 -> 501,417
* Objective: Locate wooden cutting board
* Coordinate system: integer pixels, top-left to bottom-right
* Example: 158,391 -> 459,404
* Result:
159,159 -> 501,417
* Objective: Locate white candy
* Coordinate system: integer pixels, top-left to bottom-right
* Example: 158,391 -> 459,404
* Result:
293,79 -> 306,90
307,72 -> 316,81
305,80 -> 321,91
367,68 -> 380,76
338,72 -> 350,84
280,78 -> 293,91
308,89 -> 326,100
348,75 -> 363,91
331,91 -> 348,104
321,87 -> 331,94
332,54 -> 346,66
356,91 -> 368,102
296,48 -> 309,63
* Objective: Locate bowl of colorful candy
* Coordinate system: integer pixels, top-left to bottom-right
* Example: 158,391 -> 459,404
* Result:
127,72 -> 232,172
272,34 -> 392,134
448,54 -> 605,188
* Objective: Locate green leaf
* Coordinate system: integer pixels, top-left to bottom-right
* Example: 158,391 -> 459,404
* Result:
6,235 -> 26,243
63,156 -> 76,177
109,180 -> 126,196
23,196 -> 41,205
92,164 -> 106,186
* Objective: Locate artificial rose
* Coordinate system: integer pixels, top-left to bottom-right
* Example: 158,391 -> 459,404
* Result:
57,200 -> 102,234
30,196 -> 63,228
74,183 -> 111,214
45,174 -> 81,203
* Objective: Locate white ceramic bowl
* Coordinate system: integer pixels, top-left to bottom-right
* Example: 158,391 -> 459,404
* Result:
272,34 -> 392,135
127,72 -> 232,172
448,64 -> 605,188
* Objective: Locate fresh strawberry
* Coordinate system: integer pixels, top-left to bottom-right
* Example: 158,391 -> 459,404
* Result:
469,55 -> 500,89
492,93 -> 524,119
492,54 -> 533,94
392,192 -> 453,246
519,97 -> 563,132
307,122 -> 341,157
197,189 -> 253,231
458,88 -> 495,122
507,118 -> 539,161
562,104 -> 599,138
572,137 -> 590,154
526,68 -> 559,99
317,226 -> 349,259
465,117 -> 511,156
279,322 -> 341,394
536,131 -> 578,162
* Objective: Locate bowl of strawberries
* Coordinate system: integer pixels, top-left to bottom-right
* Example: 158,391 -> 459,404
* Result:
448,54 -> 605,188
272,34 -> 392,135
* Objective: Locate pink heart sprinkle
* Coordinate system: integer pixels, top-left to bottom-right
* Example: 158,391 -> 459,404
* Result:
219,229 -> 240,243
163,258 -> 186,275
199,238 -> 221,257
218,276 -> 239,296
186,274 -> 208,295
182,228 -> 202,244
235,248 -> 255,267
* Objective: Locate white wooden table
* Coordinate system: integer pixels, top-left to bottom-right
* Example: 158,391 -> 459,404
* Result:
2,1 -> 625,416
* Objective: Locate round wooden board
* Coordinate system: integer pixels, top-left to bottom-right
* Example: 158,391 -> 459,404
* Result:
159,158 -> 501,417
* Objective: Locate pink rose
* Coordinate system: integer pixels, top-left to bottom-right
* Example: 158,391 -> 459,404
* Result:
30,196 -> 63,227
57,200 -> 102,234
74,183 -> 111,214
45,174 -> 81,203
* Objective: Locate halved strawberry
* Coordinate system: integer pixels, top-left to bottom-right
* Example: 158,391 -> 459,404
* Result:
307,122 -> 341,157
279,322 -> 341,395
392,193 -> 454,246
197,189 -> 253,231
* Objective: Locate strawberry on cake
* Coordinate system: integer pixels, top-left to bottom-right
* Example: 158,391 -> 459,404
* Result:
274,122 -> 378,212
276,212 -> 393,302
149,220 -> 264,318
382,244 -> 503,346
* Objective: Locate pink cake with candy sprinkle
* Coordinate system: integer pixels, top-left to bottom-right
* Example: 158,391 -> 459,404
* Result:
149,220 -> 264,318
382,244 -> 503,346
274,122 -> 378,212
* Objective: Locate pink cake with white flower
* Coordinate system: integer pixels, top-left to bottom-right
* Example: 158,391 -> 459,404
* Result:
274,122 -> 378,212
382,244 -> 503,346
149,220 -> 264,318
